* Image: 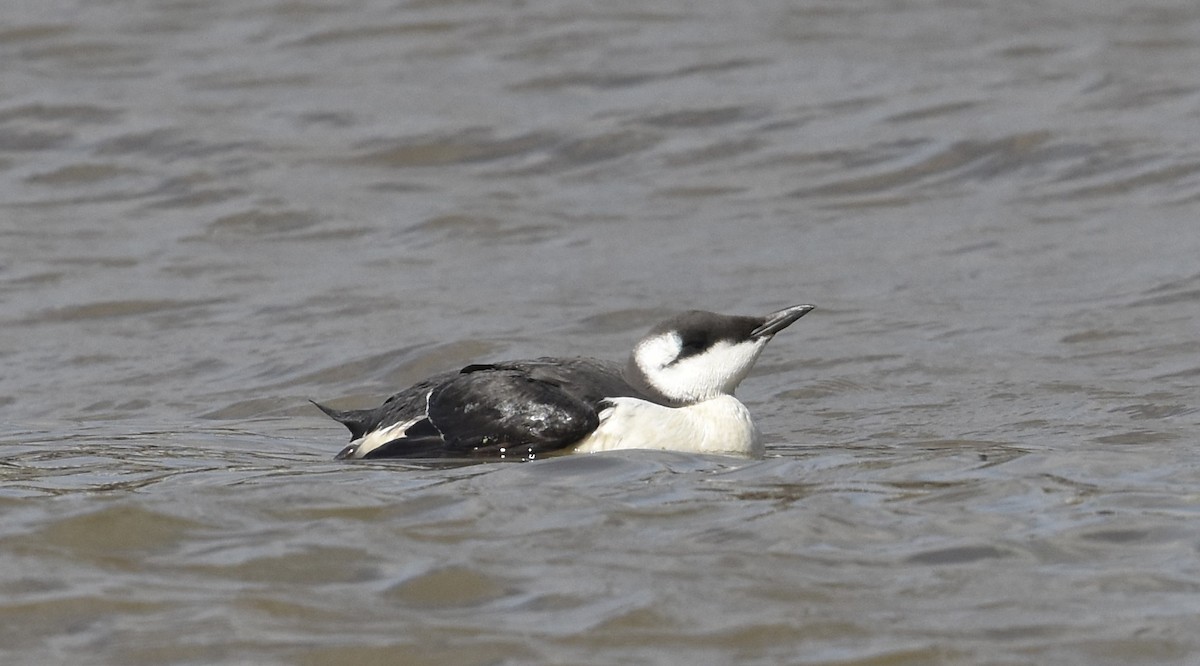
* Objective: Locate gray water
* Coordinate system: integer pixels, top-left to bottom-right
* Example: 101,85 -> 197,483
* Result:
3,1 -> 1200,664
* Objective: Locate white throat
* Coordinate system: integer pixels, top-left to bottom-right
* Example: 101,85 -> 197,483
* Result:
633,333 -> 769,404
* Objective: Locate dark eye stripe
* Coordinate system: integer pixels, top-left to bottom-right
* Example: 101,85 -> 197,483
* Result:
672,335 -> 708,364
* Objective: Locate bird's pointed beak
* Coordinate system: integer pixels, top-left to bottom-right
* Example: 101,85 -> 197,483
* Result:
335,443 -> 359,460
751,304 -> 815,339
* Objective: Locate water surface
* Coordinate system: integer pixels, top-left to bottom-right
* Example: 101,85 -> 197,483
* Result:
2,1 -> 1199,664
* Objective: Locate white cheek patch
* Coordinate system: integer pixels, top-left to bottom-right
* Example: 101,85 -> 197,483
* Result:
635,332 -> 683,371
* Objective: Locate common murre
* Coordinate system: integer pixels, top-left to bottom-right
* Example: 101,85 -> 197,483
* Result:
313,304 -> 815,460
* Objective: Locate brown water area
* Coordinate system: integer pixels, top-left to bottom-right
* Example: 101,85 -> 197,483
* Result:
2,1 -> 1199,664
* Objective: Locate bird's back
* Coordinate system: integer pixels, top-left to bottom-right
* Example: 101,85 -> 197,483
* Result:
316,357 -> 648,459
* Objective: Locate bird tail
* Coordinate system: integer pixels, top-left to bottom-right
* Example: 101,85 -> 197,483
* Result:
310,400 -> 374,441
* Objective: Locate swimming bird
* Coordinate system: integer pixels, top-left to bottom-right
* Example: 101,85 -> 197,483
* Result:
313,304 -> 815,460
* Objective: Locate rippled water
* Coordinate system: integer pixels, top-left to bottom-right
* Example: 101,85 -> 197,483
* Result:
3,1 -> 1200,664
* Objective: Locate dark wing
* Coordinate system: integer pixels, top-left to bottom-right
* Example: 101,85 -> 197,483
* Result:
315,358 -> 643,460
424,358 -> 642,459
412,369 -> 587,458
474,358 -> 638,405
348,358 -> 640,459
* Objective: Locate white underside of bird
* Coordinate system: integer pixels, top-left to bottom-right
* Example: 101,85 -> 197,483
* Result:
570,394 -> 761,456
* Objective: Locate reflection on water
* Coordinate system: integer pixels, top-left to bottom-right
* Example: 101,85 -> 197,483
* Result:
3,0 -> 1200,664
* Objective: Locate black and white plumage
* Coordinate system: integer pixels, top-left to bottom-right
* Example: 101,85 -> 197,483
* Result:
313,304 -> 815,460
